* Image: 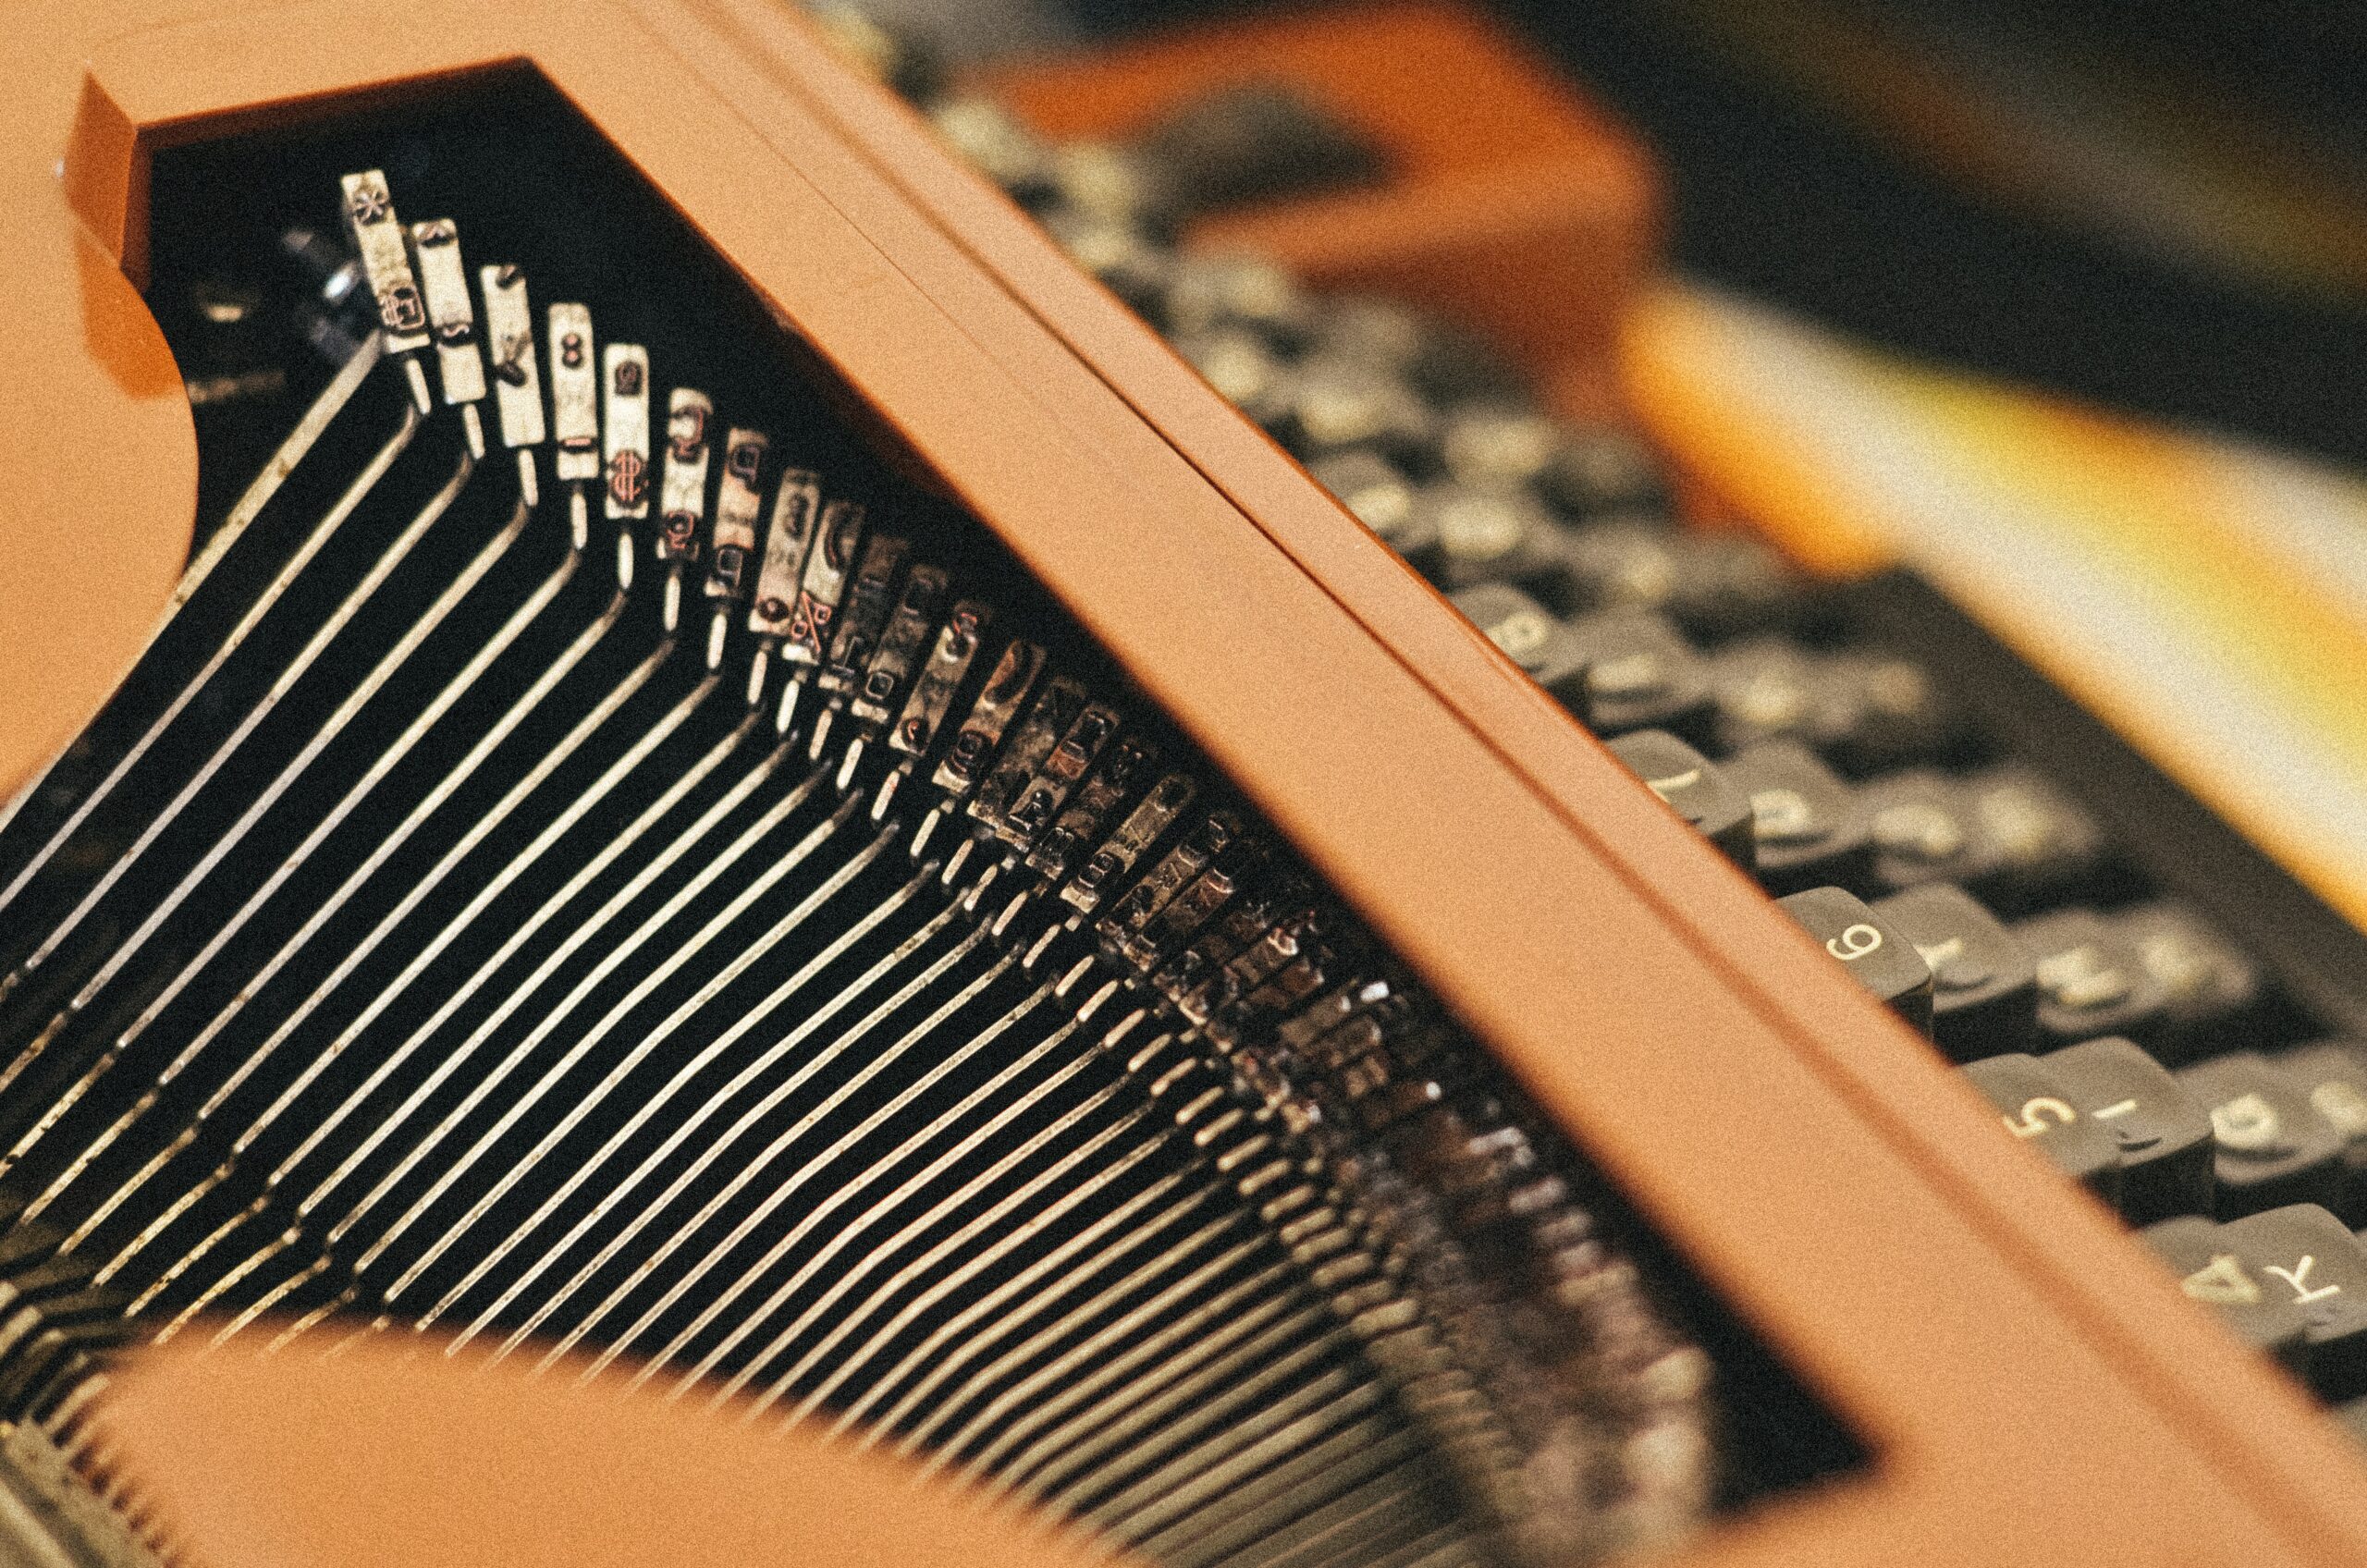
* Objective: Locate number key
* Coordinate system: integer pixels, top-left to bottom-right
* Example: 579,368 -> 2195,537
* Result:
2140,1214 -> 2311,1372
1962,1053 -> 2122,1205
1779,886 -> 1932,1034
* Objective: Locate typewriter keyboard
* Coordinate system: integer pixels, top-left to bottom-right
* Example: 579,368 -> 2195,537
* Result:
889,28 -> 2367,1463
5,14 -> 2361,1568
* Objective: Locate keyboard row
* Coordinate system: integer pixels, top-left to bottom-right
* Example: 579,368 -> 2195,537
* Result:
2146,1205 -> 2367,1426
1451,582 -> 1972,774
1962,1036 -> 2367,1227
897,57 -> 2367,1443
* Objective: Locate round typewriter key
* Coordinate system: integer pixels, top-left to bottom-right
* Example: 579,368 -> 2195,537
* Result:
2215,1206 -> 2367,1398
1039,206 -> 1174,315
1423,484 -> 1572,602
1561,608 -> 1717,746
1308,448 -> 1437,570
1875,796 -> 1965,864
2121,902 -> 2263,1053
1161,252 -> 1314,348
1273,356 -> 1438,468
1967,769 -> 2106,912
1173,326 -> 1294,427
1048,140 -> 1171,231
928,96 -> 1056,204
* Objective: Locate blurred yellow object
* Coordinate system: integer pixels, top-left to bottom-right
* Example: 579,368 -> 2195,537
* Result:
1626,279 -> 2367,933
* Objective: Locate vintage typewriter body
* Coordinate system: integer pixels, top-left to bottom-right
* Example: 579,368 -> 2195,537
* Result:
3,2 -> 2366,1565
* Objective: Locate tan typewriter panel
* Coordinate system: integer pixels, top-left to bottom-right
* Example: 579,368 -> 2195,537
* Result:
4,1 -> 2365,1562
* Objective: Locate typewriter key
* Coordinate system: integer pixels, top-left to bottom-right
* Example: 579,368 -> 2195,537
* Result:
1451,584 -> 1590,709
1723,740 -> 1872,895
2142,1215 -> 2312,1370
1564,608 -> 1717,746
1780,886 -> 1932,1035
2215,1206 -> 2367,1398
1963,1053 -> 2122,1204
1606,730 -> 1753,868
2017,908 -> 2170,1051
1873,883 -> 2036,1060
2177,1054 -> 2348,1219
2273,1041 -> 2367,1222
2042,1036 -> 2214,1223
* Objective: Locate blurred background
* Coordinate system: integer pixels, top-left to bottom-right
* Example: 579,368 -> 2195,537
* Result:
860,0 -> 2367,466
818,0 -> 2367,928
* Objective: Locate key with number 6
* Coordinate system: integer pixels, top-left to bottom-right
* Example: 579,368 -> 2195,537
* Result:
1778,886 -> 1931,1035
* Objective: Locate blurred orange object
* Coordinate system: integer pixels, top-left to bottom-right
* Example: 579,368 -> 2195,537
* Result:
979,0 -> 1660,418
98,1335 -> 1114,1568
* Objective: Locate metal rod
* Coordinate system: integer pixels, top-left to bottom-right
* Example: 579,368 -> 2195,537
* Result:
869,1203 -> 1255,1457
407,815 -> 912,1326
0,392 -> 430,949
474,870 -> 969,1354
356,794 -> 874,1286
286,737 -> 807,1226
13,475 -> 521,1217
929,1260 -> 1307,1490
739,1096 -> 1151,1418
634,1003 -> 1098,1394
1027,1329 -> 1362,1525
0,334 -> 386,853
575,951 -> 1056,1378
780,1128 -> 1182,1430
828,1174 -> 1233,1442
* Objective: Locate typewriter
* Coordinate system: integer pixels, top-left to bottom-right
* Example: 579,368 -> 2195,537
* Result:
3,2 -> 2364,1565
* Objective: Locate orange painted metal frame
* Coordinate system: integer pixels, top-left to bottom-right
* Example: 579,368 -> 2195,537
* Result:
978,0 -> 1657,420
99,1337 -> 1115,1568
6,2 -> 2367,1563
975,4 -> 1766,528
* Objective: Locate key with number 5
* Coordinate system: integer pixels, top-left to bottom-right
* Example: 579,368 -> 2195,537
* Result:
1961,1052 -> 2123,1207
